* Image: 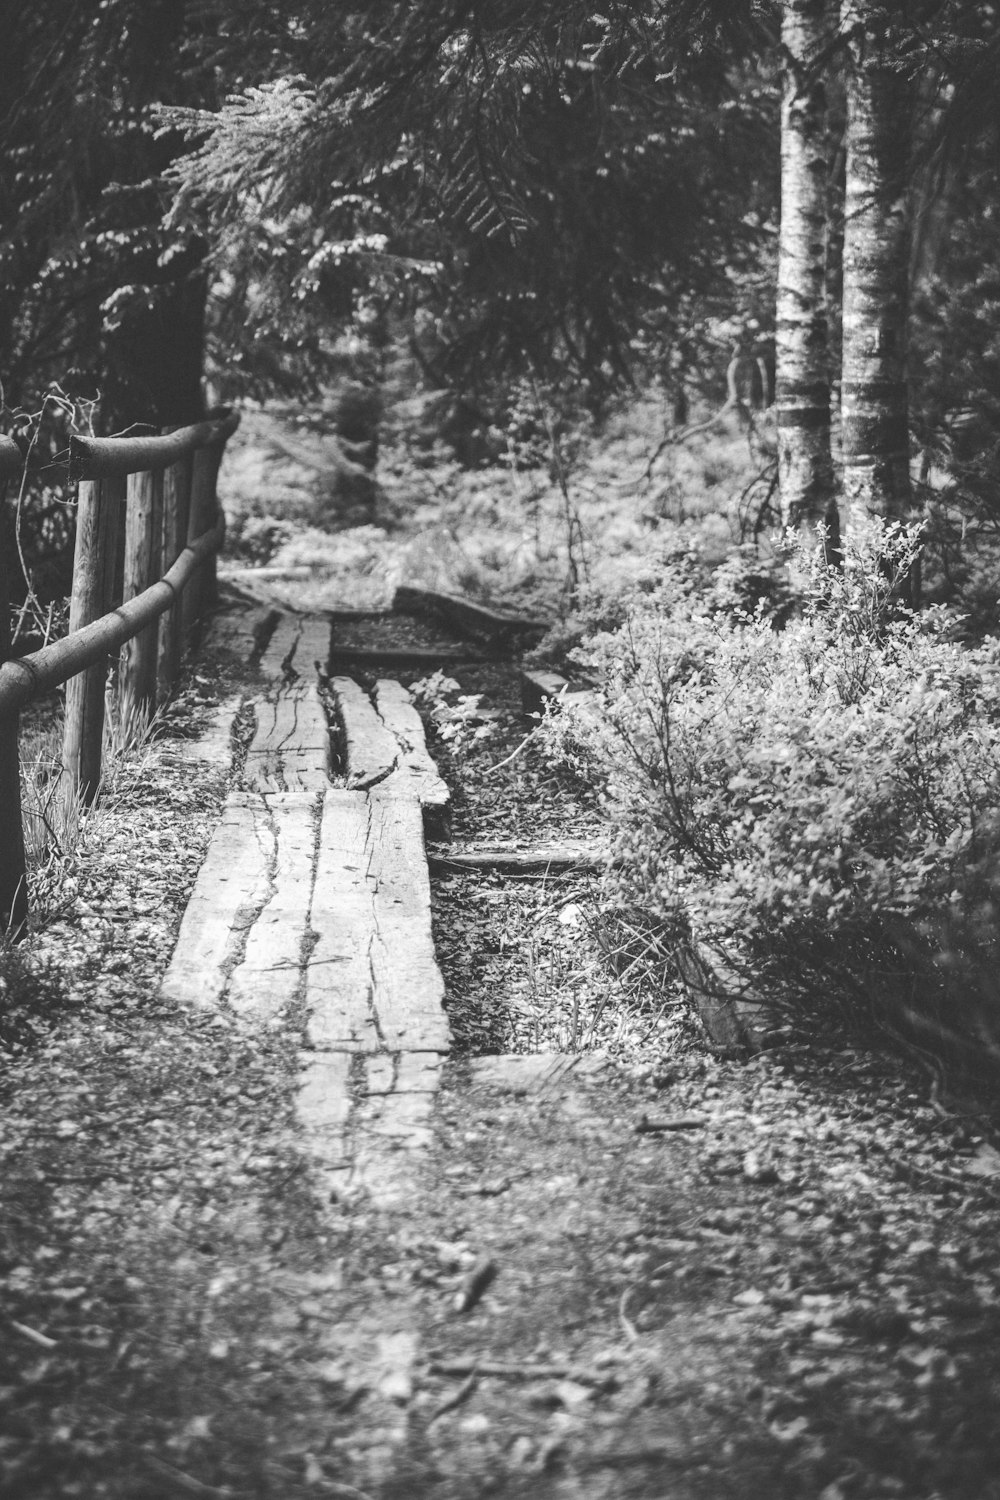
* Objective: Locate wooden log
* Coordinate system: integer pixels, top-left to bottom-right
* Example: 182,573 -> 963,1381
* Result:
157,453 -> 192,701
393,583 -> 550,647
0,475 -> 27,934
427,842 -> 609,875
0,518 -> 224,717
122,468 -> 163,718
69,408 -> 239,480
62,476 -> 125,807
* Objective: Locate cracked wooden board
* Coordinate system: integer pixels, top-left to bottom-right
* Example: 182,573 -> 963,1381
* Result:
159,792 -> 273,1010
331,677 -> 400,792
227,793 -> 320,1023
243,681 -> 330,792
306,789 -> 383,1052
331,676 -> 449,810
305,788 -> 450,1055
374,680 -> 450,810
257,613 -> 331,683
361,790 -> 451,1051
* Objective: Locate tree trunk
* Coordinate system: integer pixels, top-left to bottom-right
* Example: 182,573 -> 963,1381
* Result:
840,1 -> 913,532
776,0 -> 838,549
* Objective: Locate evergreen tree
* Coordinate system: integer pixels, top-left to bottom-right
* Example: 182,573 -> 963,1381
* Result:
160,2 -> 780,404
0,0 -> 222,427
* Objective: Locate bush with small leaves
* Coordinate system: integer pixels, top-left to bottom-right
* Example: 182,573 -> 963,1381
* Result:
539,521 -> 1000,1074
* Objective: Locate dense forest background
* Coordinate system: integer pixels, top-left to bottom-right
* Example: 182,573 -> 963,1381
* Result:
4,0 -> 1000,1071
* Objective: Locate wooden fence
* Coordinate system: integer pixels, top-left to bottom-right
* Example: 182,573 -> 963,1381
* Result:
0,409 -> 239,934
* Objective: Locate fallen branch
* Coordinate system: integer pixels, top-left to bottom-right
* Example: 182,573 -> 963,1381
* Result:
428,1358 -> 613,1388
428,843 -> 609,875
635,1114 -> 708,1133
426,1365 -> 479,1425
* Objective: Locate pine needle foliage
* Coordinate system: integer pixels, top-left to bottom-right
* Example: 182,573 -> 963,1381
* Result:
159,1 -> 781,396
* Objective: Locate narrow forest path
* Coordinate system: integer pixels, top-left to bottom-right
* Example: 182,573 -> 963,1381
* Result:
3,586 -> 1000,1500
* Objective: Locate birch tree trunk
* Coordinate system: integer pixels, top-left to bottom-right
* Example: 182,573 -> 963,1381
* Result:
776,0 -> 838,547
840,0 -> 913,531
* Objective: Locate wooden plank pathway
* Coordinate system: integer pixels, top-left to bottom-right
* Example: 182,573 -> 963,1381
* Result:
159,604 -> 452,1206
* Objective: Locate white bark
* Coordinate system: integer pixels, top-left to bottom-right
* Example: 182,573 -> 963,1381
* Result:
840,0 -> 913,529
776,0 -> 837,545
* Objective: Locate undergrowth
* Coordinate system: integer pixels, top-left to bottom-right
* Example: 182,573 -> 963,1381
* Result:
2,680 -> 164,1052
540,521 -> 1000,1083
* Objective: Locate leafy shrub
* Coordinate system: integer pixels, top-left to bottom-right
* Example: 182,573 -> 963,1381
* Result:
540,522 -> 1000,1074
227,513 -> 296,565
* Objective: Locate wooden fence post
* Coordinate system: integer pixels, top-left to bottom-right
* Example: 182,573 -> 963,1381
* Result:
0,467 -> 28,936
181,444 -> 221,642
157,453 -> 192,702
121,466 -> 163,720
62,475 -> 125,809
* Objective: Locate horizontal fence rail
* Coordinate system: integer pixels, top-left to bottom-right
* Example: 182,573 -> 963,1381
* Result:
69,408 -> 240,480
0,408 -> 239,934
0,518 -> 224,716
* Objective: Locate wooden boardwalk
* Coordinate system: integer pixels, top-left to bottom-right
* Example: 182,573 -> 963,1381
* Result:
160,603 -> 452,1206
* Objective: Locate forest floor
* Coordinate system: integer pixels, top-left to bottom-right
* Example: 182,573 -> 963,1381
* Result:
2,404 -> 1000,1499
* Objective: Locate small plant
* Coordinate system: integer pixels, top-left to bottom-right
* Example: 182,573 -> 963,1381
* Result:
228,513 -> 296,565
410,672 -> 496,751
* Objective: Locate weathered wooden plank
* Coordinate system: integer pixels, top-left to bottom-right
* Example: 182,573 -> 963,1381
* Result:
258,615 -> 303,681
374,680 -> 450,810
332,676 -> 449,809
364,790 -> 450,1052
253,612 -> 330,681
306,789 -> 381,1052
331,676 -> 399,790
293,618 -> 332,677
305,788 -> 450,1054
227,793 -> 318,1023
159,793 -> 272,1009
243,681 -> 330,792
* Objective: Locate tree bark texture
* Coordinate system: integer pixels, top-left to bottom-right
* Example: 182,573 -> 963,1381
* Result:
0,492 -> 28,934
777,0 -> 838,545
62,477 -> 125,809
840,1 -> 913,527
